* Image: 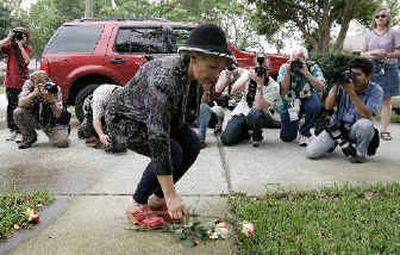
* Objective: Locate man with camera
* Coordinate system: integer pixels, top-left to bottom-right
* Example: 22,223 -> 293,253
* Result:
221,57 -> 280,147
13,70 -> 70,149
306,57 -> 383,163
278,49 -> 325,146
0,27 -> 32,142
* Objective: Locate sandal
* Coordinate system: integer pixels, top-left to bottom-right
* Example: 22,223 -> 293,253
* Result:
380,131 -> 392,141
126,204 -> 165,228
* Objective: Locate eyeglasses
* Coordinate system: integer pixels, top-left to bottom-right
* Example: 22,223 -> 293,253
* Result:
375,14 -> 387,19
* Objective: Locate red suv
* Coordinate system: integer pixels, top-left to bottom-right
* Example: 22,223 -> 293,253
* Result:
40,19 -> 288,120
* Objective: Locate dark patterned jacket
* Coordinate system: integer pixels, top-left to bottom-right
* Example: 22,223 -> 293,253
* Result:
106,56 -> 202,175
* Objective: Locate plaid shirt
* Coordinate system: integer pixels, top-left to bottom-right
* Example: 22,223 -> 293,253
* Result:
106,56 -> 202,175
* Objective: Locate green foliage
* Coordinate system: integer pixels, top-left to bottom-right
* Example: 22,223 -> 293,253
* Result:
21,0 -> 84,59
0,0 -> 25,39
310,53 -> 355,86
229,183 -> 400,254
248,0 -> 383,53
0,190 -> 53,239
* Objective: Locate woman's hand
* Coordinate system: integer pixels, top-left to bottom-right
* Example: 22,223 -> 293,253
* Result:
100,134 -> 111,145
165,193 -> 187,220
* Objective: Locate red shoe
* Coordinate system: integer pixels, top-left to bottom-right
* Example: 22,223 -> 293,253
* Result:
126,205 -> 165,228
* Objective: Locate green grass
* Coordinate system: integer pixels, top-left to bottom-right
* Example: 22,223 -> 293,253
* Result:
0,190 -> 53,239
229,183 -> 400,254
0,86 -> 4,94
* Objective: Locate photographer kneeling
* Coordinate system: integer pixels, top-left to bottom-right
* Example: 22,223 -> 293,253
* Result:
221,57 -> 280,147
14,70 -> 70,149
278,50 -> 325,146
306,57 -> 383,163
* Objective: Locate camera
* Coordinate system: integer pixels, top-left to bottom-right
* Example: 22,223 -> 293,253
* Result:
43,82 -> 59,94
227,64 -> 237,71
290,59 -> 303,71
255,56 -> 267,78
335,70 -> 356,85
326,122 -> 356,157
11,29 -> 25,42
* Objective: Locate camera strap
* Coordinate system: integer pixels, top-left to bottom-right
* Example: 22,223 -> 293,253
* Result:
12,43 -> 28,81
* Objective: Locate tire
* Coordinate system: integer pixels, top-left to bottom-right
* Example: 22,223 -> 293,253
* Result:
74,84 -> 101,122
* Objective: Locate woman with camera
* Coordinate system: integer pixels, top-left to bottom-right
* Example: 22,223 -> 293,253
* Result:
361,7 -> 400,141
0,27 -> 32,142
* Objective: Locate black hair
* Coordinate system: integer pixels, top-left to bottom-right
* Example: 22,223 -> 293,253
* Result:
349,57 -> 374,76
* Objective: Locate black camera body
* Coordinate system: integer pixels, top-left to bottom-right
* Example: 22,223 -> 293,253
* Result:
12,29 -> 25,42
290,59 -> 303,72
227,64 -> 236,71
255,56 -> 267,78
326,122 -> 356,157
335,70 -> 356,85
43,82 -> 59,94
247,56 -> 268,108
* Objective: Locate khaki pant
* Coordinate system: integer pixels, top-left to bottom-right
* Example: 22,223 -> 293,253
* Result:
14,107 -> 70,148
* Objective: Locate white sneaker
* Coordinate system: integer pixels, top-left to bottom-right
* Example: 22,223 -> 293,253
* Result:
5,131 -> 17,141
298,135 -> 310,147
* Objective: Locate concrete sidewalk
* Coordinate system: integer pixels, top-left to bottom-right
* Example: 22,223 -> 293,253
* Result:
0,124 -> 400,254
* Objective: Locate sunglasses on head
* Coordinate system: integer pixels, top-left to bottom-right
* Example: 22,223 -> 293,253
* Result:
375,14 -> 387,19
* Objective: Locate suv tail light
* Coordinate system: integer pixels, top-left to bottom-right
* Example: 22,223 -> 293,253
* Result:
39,58 -> 50,75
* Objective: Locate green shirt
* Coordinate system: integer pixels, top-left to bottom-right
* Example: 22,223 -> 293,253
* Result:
277,62 -> 325,111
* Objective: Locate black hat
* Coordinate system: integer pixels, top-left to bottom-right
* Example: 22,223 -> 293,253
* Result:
178,24 -> 235,62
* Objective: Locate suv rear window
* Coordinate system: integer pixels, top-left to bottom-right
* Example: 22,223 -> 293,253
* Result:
115,27 -> 167,54
44,25 -> 103,53
114,26 -> 194,54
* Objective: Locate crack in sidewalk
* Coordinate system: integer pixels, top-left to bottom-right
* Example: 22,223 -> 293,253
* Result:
215,134 -> 232,192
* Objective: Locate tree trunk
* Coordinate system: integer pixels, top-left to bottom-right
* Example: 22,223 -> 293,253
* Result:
318,0 -> 332,54
333,0 -> 354,51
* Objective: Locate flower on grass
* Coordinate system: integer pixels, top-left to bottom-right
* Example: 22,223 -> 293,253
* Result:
241,222 -> 255,238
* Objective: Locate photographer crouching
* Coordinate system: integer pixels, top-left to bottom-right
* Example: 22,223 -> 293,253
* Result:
221,56 -> 280,147
14,70 -> 71,149
278,49 -> 325,146
0,27 -> 32,142
306,57 -> 383,163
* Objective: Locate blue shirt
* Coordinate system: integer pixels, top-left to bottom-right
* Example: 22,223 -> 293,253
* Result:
330,81 -> 383,128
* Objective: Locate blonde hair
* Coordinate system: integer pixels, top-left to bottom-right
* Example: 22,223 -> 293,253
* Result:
372,7 -> 391,28
30,70 -> 49,84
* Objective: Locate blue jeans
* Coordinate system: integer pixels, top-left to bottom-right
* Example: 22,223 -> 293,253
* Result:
306,119 -> 376,159
221,109 -> 272,145
280,94 -> 322,142
197,103 -> 212,143
133,126 -> 200,204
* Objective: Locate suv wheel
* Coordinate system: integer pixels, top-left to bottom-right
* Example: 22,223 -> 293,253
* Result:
75,84 -> 101,122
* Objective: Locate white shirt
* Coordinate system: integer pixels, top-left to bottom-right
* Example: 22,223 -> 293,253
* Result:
230,76 -> 280,117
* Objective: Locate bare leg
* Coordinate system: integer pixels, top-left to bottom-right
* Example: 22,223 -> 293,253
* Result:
380,97 -> 392,133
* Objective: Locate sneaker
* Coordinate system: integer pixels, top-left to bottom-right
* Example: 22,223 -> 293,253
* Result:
298,135 -> 310,147
252,138 -> 261,147
349,155 -> 367,164
5,131 -> 17,141
18,136 -> 37,150
15,133 -> 22,144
